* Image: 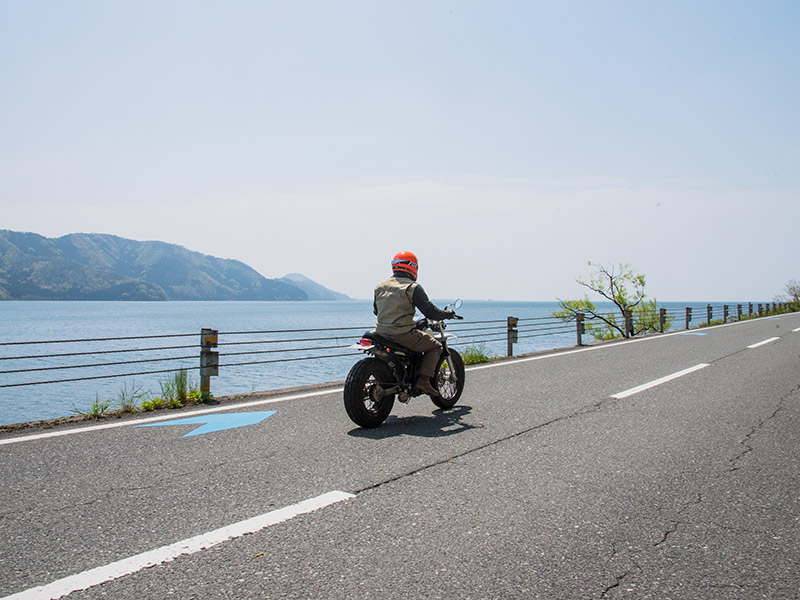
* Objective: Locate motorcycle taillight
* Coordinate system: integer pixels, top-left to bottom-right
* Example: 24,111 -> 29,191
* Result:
359,338 -> 372,346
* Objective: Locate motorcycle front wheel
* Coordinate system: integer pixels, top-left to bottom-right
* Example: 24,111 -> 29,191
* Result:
343,357 -> 396,428
431,349 -> 465,409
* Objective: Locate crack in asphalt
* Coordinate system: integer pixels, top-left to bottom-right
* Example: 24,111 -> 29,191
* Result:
352,399 -> 608,495
601,494 -> 702,598
653,493 -> 703,548
726,382 -> 798,473
600,573 -> 627,597
601,382 -> 799,598
600,572 -> 630,598
601,543 -> 644,598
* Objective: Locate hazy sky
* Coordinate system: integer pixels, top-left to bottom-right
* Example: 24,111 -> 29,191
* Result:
2,1 -> 798,301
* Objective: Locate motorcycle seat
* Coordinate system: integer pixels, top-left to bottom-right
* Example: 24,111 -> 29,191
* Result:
361,331 -> 412,353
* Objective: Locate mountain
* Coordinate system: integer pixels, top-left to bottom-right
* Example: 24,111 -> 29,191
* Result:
0,231 -> 345,301
279,273 -> 351,301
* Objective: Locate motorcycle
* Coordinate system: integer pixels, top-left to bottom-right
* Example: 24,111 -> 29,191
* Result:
344,300 -> 465,428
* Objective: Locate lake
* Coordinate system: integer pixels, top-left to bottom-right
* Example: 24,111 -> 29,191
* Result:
0,300 -> 742,426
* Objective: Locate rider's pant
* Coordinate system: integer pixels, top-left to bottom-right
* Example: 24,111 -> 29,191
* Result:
389,329 -> 442,379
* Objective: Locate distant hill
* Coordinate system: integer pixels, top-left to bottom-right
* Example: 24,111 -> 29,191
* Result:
0,230 -> 348,301
278,273 -> 351,301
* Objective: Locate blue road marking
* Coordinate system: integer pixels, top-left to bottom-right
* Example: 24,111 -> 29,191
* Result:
681,332 -> 707,336
136,411 -> 277,437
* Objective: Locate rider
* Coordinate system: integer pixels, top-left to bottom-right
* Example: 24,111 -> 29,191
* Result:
373,251 -> 455,397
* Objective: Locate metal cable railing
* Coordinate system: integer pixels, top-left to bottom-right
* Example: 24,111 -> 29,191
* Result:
0,331 -> 203,388
447,321 -> 509,346
0,343 -> 198,361
0,332 -> 198,345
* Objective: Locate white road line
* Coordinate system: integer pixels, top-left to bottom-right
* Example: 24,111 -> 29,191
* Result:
0,388 -> 342,446
0,490 -> 355,600
793,327 -> 800,333
611,364 -> 710,399
747,337 -> 780,349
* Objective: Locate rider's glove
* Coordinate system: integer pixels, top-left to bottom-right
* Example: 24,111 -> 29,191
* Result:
444,309 -> 456,319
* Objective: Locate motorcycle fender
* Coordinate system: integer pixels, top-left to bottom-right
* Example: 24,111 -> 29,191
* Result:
349,342 -> 375,350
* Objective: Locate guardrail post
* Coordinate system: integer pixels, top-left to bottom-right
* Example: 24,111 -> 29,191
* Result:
507,317 -> 519,356
737,304 -> 742,320
758,303 -> 763,316
685,307 -> 692,329
749,302 -> 753,316
707,304 -> 713,325
723,305 -> 729,323
659,308 -> 666,333
200,328 -> 219,399
576,313 -> 585,346
623,310 -> 633,337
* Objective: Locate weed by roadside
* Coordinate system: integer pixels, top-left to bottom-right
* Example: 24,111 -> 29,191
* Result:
115,381 -> 148,414
141,397 -> 167,412
698,319 -> 725,328
460,344 -> 495,365
71,395 -> 112,419
142,370 -> 204,411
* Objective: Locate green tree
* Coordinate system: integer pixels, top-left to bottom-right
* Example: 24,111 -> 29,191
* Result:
553,262 -> 670,340
776,279 -> 800,310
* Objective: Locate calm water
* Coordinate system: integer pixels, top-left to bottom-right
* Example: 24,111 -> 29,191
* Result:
0,300 -> 735,426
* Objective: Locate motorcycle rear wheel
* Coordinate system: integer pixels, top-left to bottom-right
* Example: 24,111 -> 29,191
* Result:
431,349 -> 465,409
343,358 -> 396,428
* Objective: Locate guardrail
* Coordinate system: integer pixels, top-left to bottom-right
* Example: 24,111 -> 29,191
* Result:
0,326 -> 371,394
0,303 -> 794,400
445,315 -> 574,356
450,302 -> 794,356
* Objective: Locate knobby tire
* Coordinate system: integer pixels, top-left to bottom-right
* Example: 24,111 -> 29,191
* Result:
343,357 -> 396,428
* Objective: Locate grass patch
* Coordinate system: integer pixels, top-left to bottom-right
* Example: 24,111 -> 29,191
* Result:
144,370 -> 204,411
115,381 -> 148,414
71,395 -> 112,419
698,319 -> 725,328
67,371 -> 207,419
460,344 -> 494,365
141,397 -> 167,412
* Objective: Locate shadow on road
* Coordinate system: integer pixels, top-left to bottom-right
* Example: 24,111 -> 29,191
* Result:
347,405 -> 480,440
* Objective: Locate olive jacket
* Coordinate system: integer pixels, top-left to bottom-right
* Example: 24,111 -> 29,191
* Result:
373,275 -> 451,336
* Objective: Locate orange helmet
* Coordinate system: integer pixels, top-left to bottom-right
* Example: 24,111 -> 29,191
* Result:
391,251 -> 418,280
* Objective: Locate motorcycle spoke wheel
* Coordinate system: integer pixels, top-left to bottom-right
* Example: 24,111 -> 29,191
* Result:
431,349 -> 464,409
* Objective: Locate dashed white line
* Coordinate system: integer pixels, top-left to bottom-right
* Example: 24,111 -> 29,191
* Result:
1,490 -> 355,600
747,337 -> 780,349
611,364 -> 710,399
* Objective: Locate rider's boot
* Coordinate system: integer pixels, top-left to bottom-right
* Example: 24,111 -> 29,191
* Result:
414,376 -> 439,397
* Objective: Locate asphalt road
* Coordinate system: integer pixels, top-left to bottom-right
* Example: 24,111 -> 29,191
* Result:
1,313 -> 798,599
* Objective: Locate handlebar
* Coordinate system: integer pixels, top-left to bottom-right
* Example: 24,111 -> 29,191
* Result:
415,314 -> 462,332
445,299 -> 464,320
414,300 -> 463,330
